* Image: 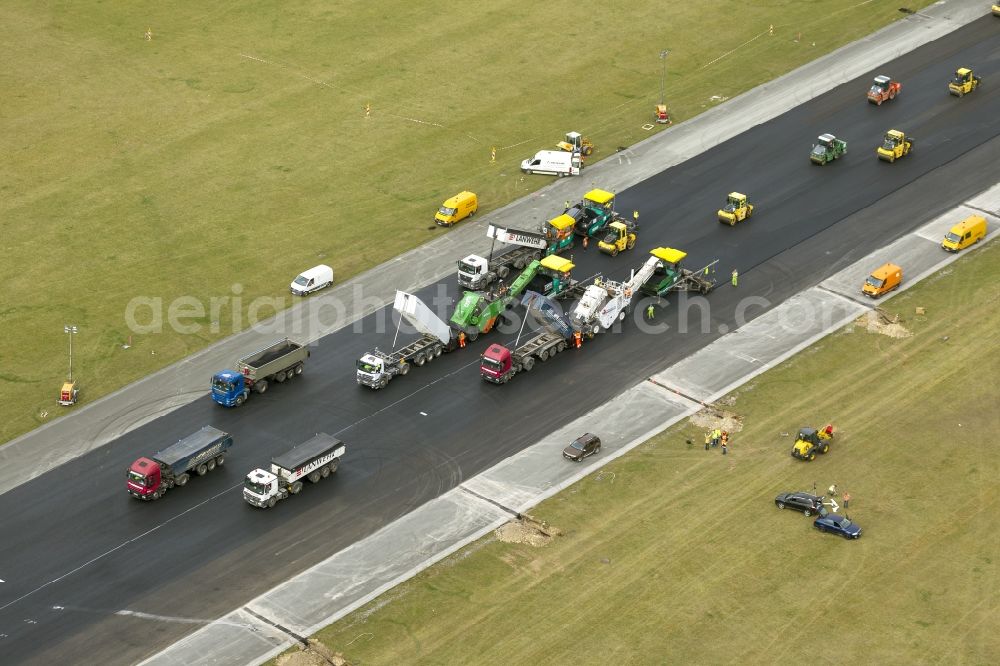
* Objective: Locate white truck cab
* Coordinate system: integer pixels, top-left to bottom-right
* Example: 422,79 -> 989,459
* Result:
243,468 -> 280,506
356,353 -> 387,388
457,254 -> 490,289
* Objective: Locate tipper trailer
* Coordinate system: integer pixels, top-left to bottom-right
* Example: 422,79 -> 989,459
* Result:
243,434 -> 346,508
457,225 -> 549,290
211,339 -> 309,407
480,292 -> 576,383
127,426 -> 232,500
357,291 -> 457,390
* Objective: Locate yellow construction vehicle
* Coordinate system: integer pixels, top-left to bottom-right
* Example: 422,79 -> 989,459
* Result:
948,67 -> 981,97
717,192 -> 754,226
557,131 -> 594,157
876,129 -> 913,162
597,219 -> 638,256
791,425 -> 834,461
59,380 -> 79,406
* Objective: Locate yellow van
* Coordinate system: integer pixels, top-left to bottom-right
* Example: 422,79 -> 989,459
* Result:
941,215 -> 987,252
435,191 -> 478,226
862,263 -> 902,298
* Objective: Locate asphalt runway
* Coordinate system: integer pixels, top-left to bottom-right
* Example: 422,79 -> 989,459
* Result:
1,17 -> 998,665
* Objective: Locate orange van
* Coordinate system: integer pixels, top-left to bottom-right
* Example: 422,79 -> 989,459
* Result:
862,263 -> 902,298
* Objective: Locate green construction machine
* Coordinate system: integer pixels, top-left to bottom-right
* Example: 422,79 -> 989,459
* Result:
810,133 -> 848,165
542,213 -> 576,256
450,254 -> 589,340
568,188 -> 621,238
640,247 -> 716,297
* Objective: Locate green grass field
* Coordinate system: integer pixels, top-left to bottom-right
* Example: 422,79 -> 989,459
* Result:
0,1 -> 933,441
283,241 -> 1000,665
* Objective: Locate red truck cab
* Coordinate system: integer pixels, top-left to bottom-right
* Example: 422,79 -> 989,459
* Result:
127,457 -> 162,499
481,344 -> 512,383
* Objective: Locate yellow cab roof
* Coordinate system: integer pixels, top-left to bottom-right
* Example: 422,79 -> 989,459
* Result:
886,129 -> 904,138
61,381 -> 75,391
547,214 -> 576,230
956,67 -> 971,76
656,104 -> 667,112
540,254 -> 574,272
727,192 -> 745,200
650,247 -> 686,263
584,189 -> 615,205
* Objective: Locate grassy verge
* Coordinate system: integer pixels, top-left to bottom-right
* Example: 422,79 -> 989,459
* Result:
0,1 -> 934,441
279,240 -> 1000,665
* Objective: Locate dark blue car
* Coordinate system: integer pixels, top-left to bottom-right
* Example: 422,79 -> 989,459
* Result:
813,514 -> 862,539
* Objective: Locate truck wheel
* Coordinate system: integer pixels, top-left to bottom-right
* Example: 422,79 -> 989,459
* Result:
152,489 -> 161,500
889,90 -> 895,100
267,497 -> 276,508
808,453 -> 816,461
627,237 -> 636,250
215,455 -> 226,467
498,266 -> 510,279
876,96 -> 882,106
532,250 -> 542,261
434,346 -> 442,358
196,463 -> 208,476
321,465 -> 331,478
556,342 -> 566,353
290,481 -> 303,495
593,324 -> 602,335
414,354 -> 426,367
468,330 -> 479,342
293,364 -> 303,376
176,473 -> 190,487
538,349 -> 549,361
308,471 -> 322,484
523,357 -> 535,372
400,362 -> 411,376
804,509 -> 812,517
235,395 -> 245,407
276,371 -> 287,383
822,444 -> 830,454
618,310 -> 626,322
255,380 -> 269,394
611,247 -> 619,257
513,258 -> 525,269
207,459 -> 217,472
378,377 -> 388,389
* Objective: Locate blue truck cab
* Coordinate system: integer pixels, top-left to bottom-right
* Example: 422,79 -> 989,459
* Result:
211,370 -> 247,407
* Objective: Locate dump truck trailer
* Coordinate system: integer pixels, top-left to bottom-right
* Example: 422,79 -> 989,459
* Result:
127,426 -> 233,500
457,225 -> 549,290
357,291 -> 457,390
243,434 -> 346,508
480,292 -> 575,384
211,339 -> 310,407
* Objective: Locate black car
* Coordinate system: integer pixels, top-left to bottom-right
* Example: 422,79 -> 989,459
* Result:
774,491 -> 825,516
563,433 -> 601,462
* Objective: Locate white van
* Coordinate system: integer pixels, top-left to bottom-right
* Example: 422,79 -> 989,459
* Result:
290,264 -> 334,296
520,150 -> 581,177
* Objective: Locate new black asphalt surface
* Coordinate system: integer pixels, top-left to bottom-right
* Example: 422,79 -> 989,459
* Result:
1,18 -> 998,665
